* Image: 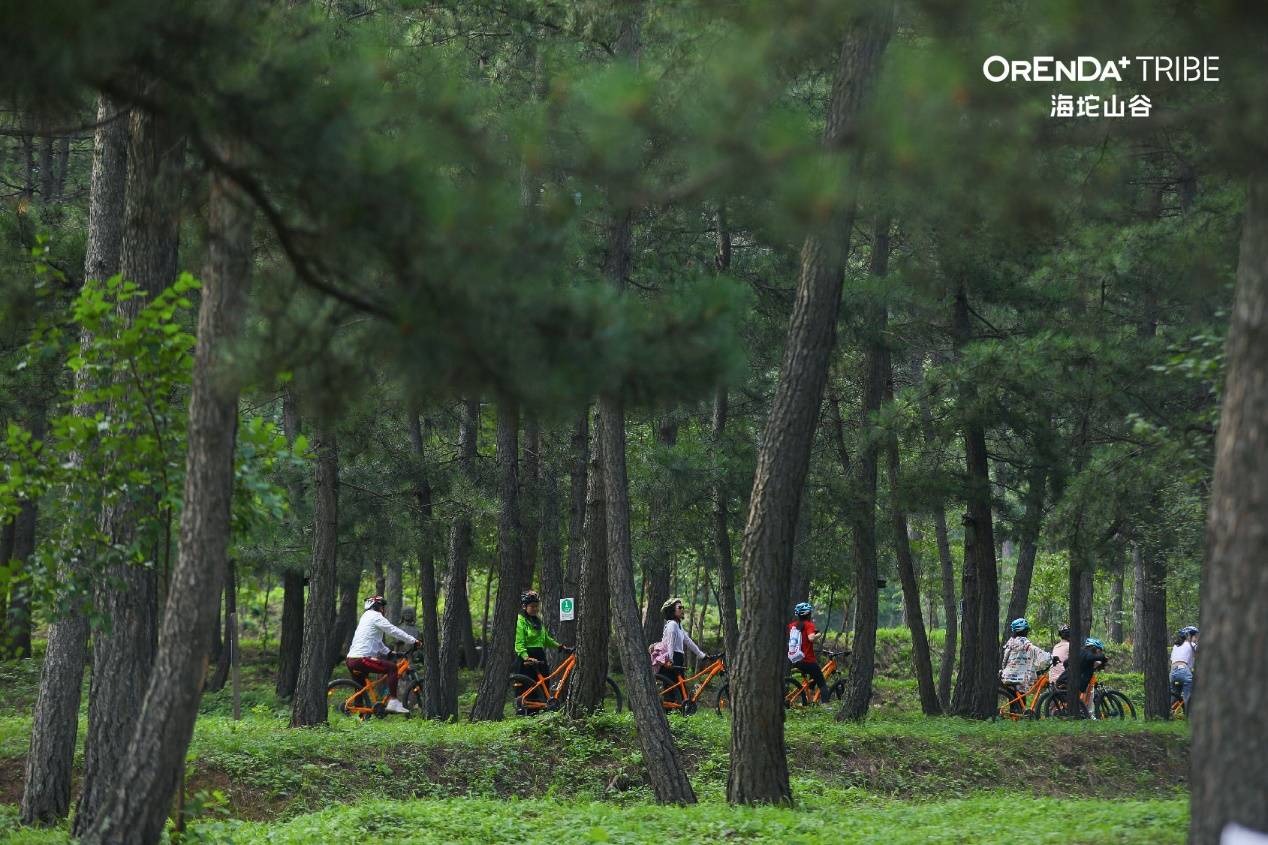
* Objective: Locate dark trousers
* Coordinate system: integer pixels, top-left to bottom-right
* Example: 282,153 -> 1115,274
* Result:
519,647 -> 550,701
659,651 -> 687,703
794,660 -> 829,700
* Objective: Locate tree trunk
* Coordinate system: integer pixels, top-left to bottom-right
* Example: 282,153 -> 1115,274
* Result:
469,402 -> 525,721
539,445 -> 564,634
289,424 -> 339,727
1189,174 -> 1268,844
409,413 -> 443,719
565,408 -> 611,717
373,560 -> 385,598
729,7 -> 893,803
948,281 -> 1000,720
206,559 -> 238,694
641,415 -> 679,644
440,398 -> 479,715
1138,543 -> 1170,718
78,150 -> 250,844
21,94 -> 128,828
522,419 -> 542,590
329,573 -> 359,672
1004,465 -> 1044,626
386,560 -> 403,624
600,394 -> 697,803
711,388 -> 739,658
836,214 -> 891,721
1079,565 -> 1094,638
1132,543 -> 1147,671
76,104 -> 182,836
561,414 -> 589,646
275,387 -> 306,699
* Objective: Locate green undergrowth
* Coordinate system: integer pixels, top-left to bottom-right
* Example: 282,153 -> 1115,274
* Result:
0,792 -> 1190,845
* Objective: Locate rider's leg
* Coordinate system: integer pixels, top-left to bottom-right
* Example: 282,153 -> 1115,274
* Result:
358,657 -> 399,700
521,647 -> 550,702
1171,665 -> 1194,711
797,660 -> 829,701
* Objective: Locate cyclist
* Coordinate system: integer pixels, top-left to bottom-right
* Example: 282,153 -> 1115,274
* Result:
657,597 -> 706,703
1000,618 -> 1051,697
346,595 -> 418,715
515,590 -> 563,701
1170,625 -> 1199,711
788,602 -> 829,703
1073,637 -> 1110,717
1049,624 -> 1071,685
398,606 -> 419,641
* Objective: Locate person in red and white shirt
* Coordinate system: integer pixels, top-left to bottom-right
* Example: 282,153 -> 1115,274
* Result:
345,595 -> 418,714
788,602 -> 828,702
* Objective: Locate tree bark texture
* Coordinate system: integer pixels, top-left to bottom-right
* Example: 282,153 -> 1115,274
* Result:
409,413 -> 444,719
79,152 -> 250,844
21,94 -> 129,828
469,402 -> 525,721
711,388 -> 739,659
440,398 -> 479,715
565,409 -> 611,717
729,6 -> 894,802
1004,466 -> 1044,627
539,445 -> 564,634
641,415 -> 679,645
275,387 -> 306,699
289,425 -> 339,727
561,413 -> 589,646
522,418 -> 542,591
76,104 -> 182,836
1189,175 -> 1268,845
206,559 -> 238,694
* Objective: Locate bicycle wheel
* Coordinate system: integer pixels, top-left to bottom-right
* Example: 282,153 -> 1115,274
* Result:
326,678 -> 365,719
784,677 -> 809,708
714,682 -> 731,715
404,680 -> 425,714
1099,689 -> 1136,720
599,677 -> 624,713
1041,689 -> 1087,719
507,673 -> 540,717
994,685 -> 1025,722
828,680 -> 846,703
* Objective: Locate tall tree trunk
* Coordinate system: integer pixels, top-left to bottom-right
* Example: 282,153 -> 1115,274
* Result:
1189,174 -> 1268,842
275,387 -> 306,699
206,559 -> 238,694
600,393 -> 696,803
948,282 -> 1000,719
522,419 -> 542,590
1137,543 -> 1170,718
919,381 -> 958,711
565,408 -> 611,717
539,446 -> 564,634
386,560 -> 403,624
469,403 -> 525,721
75,105 -> 182,836
21,94 -> 128,827
1078,565 -> 1094,638
711,387 -> 739,659
1004,465 -> 1044,626
729,7 -> 893,803
329,572 -> 359,672
439,399 -> 479,716
409,413 -> 443,719
78,151 -> 250,844
836,215 -> 891,721
289,424 -> 339,727
561,414 -> 589,646
641,415 -> 679,644
1132,543 -> 1148,671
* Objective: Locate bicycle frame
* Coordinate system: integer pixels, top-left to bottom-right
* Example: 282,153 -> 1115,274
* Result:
660,656 -> 725,711
514,652 -> 577,713
337,655 -> 413,717
787,649 -> 845,704
998,672 -> 1051,719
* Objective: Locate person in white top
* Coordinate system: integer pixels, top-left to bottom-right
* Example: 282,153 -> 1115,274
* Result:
1049,624 -> 1071,684
656,597 -> 706,704
345,595 -> 418,714
1170,625 -> 1199,712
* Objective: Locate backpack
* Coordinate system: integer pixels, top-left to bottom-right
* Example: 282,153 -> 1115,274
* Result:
787,624 -> 804,664
649,640 -> 672,668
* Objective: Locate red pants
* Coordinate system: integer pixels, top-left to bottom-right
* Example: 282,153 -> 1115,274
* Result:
346,657 -> 398,697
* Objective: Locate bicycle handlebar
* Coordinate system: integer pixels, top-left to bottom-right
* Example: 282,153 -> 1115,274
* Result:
822,649 -> 851,658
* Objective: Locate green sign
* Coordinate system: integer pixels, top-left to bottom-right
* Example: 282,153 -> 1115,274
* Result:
560,597 -> 575,621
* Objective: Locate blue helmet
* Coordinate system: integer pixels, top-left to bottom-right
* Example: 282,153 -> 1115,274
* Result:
1084,637 -> 1104,650
1009,618 -> 1030,635
794,602 -> 813,618
1179,625 -> 1199,638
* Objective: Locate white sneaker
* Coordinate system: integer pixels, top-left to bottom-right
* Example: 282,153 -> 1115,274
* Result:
385,698 -> 409,715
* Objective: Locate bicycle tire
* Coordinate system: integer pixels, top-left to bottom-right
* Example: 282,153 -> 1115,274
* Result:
714,682 -> 730,715
601,676 -> 624,713
994,685 -> 1025,722
404,680 -> 425,714
507,673 -> 540,717
828,679 -> 846,703
1041,688 -> 1088,720
784,676 -> 809,708
1100,689 -> 1136,720
326,678 -> 364,719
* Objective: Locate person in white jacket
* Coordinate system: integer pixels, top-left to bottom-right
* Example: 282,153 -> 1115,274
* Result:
657,597 -> 705,703
345,595 -> 418,714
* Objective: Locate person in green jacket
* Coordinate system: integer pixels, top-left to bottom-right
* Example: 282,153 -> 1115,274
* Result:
516,590 -> 564,701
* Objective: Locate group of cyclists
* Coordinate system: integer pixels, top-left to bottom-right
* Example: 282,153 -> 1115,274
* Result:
340,584 -> 1199,718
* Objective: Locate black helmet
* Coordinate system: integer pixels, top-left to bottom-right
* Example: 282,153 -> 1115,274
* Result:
520,590 -> 541,606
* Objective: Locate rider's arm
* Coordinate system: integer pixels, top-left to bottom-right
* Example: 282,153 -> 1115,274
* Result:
515,615 -> 530,660
544,626 -> 561,650
682,629 -> 706,660
372,614 -> 418,649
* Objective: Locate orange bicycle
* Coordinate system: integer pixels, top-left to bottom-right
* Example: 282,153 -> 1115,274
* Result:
1170,678 -> 1188,719
508,649 -> 623,715
326,648 -> 421,720
785,648 -> 851,707
656,653 -> 726,716
994,671 -> 1052,721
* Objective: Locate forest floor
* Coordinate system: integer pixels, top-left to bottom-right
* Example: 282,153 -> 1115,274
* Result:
0,637 -> 1189,843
